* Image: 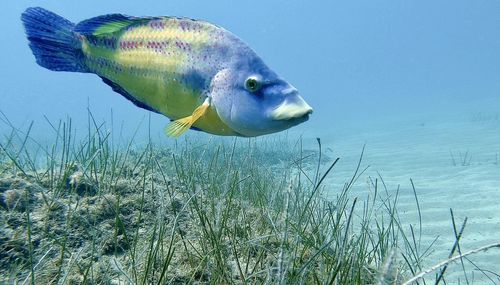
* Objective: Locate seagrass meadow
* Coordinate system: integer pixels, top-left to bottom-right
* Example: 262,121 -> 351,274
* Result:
1,115 -> 499,284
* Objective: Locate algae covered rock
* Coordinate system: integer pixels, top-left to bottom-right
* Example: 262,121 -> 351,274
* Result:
0,176 -> 40,211
67,171 -> 98,196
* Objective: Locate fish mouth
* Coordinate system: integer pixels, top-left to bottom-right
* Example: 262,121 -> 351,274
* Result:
271,95 -> 313,121
283,112 -> 311,126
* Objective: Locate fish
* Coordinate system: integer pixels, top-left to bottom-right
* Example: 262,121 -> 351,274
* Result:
21,7 -> 313,137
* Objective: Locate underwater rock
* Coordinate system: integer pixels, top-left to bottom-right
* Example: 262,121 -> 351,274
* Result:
0,178 -> 13,193
0,176 -> 44,211
96,194 -> 118,220
1,187 -> 38,212
0,177 -> 30,192
67,171 -> 98,196
101,233 -> 130,255
113,179 -> 132,194
2,189 -> 28,211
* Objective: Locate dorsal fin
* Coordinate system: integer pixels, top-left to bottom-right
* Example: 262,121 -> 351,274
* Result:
75,14 -> 146,36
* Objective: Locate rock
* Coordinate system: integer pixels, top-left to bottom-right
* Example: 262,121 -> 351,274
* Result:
2,189 -> 32,211
113,179 -> 131,194
0,178 -> 14,192
102,234 -> 130,255
67,171 -> 97,196
96,194 -> 118,220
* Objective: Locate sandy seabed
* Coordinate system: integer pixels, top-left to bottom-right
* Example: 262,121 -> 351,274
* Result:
321,113 -> 500,283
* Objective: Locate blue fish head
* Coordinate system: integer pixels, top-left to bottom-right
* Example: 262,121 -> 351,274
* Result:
210,53 -> 313,137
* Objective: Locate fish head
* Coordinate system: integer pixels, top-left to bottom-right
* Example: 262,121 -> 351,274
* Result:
210,55 -> 313,137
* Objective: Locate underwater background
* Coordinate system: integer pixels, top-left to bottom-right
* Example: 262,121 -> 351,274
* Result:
1,0 -> 500,284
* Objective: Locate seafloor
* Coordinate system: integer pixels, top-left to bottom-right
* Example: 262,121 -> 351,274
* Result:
321,111 -> 500,282
0,110 -> 499,284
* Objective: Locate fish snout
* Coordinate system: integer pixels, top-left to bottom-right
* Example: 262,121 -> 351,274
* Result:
271,95 -> 313,121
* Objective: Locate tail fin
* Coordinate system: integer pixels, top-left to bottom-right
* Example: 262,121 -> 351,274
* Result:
21,7 -> 88,73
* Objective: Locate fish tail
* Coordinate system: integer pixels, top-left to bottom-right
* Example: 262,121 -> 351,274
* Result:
21,7 -> 88,73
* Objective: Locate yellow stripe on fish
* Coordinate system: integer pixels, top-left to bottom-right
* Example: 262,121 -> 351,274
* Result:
79,17 -> 237,134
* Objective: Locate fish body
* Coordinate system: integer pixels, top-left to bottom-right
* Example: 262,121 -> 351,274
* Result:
22,7 -> 313,137
80,14 -> 237,135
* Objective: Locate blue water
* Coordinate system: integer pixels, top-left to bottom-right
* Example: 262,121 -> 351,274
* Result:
2,1 -> 500,138
1,0 -> 500,283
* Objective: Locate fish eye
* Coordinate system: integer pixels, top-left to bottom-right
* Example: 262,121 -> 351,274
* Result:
244,76 -> 261,93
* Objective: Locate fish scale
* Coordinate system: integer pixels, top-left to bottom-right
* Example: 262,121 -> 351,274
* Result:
81,17 -> 224,126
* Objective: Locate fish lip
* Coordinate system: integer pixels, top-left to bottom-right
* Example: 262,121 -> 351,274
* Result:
284,112 -> 311,124
270,96 -> 313,121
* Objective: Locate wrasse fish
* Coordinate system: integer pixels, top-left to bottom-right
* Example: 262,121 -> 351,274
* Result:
21,7 -> 313,137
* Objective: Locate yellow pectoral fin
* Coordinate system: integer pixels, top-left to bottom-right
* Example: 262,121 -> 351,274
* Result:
165,98 -> 210,137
